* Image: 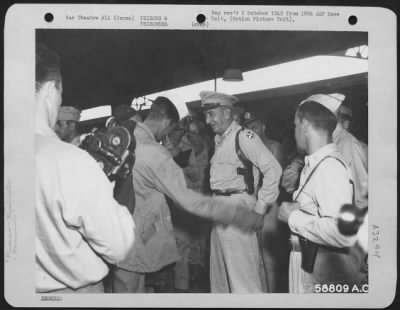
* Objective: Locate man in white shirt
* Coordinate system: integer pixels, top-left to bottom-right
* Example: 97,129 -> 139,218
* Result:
281,94 -> 368,209
278,94 -> 366,293
35,44 -> 135,293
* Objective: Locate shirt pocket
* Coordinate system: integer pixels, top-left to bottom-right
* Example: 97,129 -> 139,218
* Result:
211,153 -> 240,180
141,215 -> 158,245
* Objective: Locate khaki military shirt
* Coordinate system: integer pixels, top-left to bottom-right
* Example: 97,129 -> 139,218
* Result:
210,121 -> 282,214
120,122 -> 252,272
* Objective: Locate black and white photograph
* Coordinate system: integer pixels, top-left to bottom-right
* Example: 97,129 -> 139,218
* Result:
3,4 -> 397,308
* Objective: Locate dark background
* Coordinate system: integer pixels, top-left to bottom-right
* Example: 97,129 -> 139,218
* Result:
36,29 -> 368,142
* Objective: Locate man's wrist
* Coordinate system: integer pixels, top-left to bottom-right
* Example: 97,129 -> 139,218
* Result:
253,201 -> 266,214
288,209 -> 304,233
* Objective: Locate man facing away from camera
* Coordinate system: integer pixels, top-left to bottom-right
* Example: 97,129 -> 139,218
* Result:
110,96 -> 265,293
35,44 -> 135,293
201,90 -> 282,293
278,94 -> 366,293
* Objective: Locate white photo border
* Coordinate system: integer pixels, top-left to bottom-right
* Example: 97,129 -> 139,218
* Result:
4,4 -> 397,308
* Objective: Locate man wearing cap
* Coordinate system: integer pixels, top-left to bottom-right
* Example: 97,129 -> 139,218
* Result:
278,95 -> 366,293
281,94 -> 368,209
110,96 -> 265,293
55,106 -> 82,146
200,90 -> 282,293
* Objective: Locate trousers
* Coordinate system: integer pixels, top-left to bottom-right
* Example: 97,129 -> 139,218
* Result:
109,267 -> 146,293
210,223 -> 265,293
174,228 -> 191,290
289,251 -> 313,293
259,204 -> 290,293
289,243 -> 365,293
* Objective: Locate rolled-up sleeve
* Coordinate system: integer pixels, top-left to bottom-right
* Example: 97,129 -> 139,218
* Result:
240,132 -> 282,214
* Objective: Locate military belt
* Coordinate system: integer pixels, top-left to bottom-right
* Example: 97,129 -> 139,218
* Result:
212,189 -> 247,196
290,234 -> 350,254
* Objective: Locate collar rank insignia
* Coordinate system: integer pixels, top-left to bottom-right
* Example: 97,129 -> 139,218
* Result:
246,131 -> 255,139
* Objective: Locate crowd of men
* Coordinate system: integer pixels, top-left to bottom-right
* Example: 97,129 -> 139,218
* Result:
36,44 -> 368,294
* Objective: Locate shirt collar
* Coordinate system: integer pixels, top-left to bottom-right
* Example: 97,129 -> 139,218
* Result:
304,143 -> 338,168
136,122 -> 156,142
214,120 -> 240,145
35,122 -> 59,139
332,123 -> 345,142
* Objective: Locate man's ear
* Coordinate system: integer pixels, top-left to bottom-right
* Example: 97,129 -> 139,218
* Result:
224,107 -> 232,120
163,118 -> 171,127
37,81 -> 52,98
42,81 -> 57,101
302,118 -> 311,133
343,119 -> 350,130
163,118 -> 175,133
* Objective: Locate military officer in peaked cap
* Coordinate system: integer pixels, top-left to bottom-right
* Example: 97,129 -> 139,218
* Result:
200,90 -> 282,293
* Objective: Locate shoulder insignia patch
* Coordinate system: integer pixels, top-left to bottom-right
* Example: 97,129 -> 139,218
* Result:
246,131 -> 255,139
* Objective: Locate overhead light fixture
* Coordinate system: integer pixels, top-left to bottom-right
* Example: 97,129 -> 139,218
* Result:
345,45 -> 368,59
223,68 -> 244,82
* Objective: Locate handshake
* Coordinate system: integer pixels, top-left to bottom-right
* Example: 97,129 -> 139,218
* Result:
229,195 -> 277,232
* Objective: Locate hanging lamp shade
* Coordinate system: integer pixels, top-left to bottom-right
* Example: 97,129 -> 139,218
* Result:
222,68 -> 243,81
